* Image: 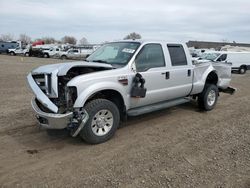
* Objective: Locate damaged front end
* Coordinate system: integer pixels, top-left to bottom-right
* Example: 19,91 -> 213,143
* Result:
27,72 -> 89,137
27,62 -> 113,136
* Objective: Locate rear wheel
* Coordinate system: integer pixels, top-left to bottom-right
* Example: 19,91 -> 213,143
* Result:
25,52 -> 29,57
80,99 -> 120,144
198,84 -> 219,111
239,66 -> 246,74
61,55 -> 67,60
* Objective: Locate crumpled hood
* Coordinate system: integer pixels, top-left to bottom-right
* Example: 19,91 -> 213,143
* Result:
31,61 -> 113,76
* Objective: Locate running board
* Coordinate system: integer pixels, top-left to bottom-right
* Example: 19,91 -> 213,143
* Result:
127,98 -> 190,117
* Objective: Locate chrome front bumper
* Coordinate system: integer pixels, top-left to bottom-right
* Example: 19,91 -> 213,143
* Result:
31,98 -> 73,129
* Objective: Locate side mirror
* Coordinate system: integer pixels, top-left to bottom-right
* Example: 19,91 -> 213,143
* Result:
85,54 -> 90,59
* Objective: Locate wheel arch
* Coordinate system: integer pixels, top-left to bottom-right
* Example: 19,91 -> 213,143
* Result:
73,84 -> 128,120
205,71 -> 218,85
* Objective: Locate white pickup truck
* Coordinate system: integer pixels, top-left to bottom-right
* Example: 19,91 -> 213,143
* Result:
60,47 -> 94,60
8,47 -> 29,56
42,47 -> 61,58
27,40 -> 235,144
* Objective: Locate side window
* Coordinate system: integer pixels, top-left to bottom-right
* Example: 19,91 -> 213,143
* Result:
135,44 -> 165,72
167,44 -> 187,66
217,54 -> 227,61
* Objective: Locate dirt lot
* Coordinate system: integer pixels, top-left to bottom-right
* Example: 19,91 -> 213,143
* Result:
0,55 -> 250,188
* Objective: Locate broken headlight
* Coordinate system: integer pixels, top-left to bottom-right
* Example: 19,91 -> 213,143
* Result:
65,86 -> 77,110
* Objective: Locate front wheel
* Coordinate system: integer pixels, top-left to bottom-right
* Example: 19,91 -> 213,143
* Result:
80,99 -> 120,144
239,66 -> 246,74
198,84 -> 219,111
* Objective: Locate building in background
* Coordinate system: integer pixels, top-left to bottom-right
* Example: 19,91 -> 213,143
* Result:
187,41 -> 250,51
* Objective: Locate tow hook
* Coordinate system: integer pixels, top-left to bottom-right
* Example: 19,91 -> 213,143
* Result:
70,109 -> 89,137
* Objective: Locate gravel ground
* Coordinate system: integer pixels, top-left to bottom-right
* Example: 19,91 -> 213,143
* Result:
0,55 -> 250,188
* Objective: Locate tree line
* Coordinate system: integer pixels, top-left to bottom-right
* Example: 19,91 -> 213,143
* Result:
0,32 -> 142,45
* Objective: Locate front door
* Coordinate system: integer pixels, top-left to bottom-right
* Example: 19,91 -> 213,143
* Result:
130,43 -> 169,108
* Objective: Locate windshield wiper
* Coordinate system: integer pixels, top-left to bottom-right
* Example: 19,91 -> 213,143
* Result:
92,60 -> 109,64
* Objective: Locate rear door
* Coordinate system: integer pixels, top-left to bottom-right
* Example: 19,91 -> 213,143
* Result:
165,44 -> 193,98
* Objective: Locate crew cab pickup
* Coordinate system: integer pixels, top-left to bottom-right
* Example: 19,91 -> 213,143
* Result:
43,47 -> 61,58
8,47 -> 29,56
27,40 -> 235,144
59,47 -> 94,60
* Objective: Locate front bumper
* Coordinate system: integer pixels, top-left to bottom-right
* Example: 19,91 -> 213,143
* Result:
31,98 -> 73,129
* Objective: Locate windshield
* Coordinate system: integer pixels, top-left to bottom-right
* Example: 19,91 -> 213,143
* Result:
87,42 -> 140,66
200,52 -> 220,61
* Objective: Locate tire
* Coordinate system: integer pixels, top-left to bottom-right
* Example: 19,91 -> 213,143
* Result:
44,53 -> 49,58
198,84 -> 219,111
61,55 -> 67,60
25,52 -> 29,57
10,52 -> 15,56
80,99 -> 120,144
238,66 -> 246,74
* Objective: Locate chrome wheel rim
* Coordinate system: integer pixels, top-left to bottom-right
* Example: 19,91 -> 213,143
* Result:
240,68 -> 245,74
207,90 -> 216,106
91,109 -> 113,136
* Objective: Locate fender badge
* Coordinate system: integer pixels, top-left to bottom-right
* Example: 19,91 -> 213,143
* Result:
118,76 -> 128,86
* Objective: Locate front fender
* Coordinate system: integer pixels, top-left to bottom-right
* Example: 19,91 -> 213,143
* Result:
73,81 -> 128,108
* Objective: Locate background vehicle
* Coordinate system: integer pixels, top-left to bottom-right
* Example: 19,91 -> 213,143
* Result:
215,52 -> 250,74
0,41 -> 19,53
8,47 -> 29,56
43,47 -> 61,58
27,40 -> 235,144
59,47 -> 95,60
28,48 -> 45,58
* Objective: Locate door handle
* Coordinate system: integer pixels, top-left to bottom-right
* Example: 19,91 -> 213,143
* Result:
187,70 -> 191,77
162,72 -> 170,79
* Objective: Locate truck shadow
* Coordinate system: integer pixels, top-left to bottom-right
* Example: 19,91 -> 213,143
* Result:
120,100 -> 202,129
8,101 -> 204,149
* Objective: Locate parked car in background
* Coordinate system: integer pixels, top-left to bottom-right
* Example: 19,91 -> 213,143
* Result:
27,40 -> 235,144
8,47 -> 29,56
197,51 -> 250,74
59,46 -> 96,60
42,47 -> 61,58
28,48 -> 45,58
215,52 -> 250,74
0,41 -> 19,54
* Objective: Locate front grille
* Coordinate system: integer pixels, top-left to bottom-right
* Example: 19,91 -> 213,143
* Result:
33,74 -> 52,95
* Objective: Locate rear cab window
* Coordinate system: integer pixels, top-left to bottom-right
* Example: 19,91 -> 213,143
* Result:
167,44 -> 187,66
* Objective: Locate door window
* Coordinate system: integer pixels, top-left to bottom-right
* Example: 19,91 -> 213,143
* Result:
217,54 -> 227,61
167,44 -> 187,66
135,44 -> 165,72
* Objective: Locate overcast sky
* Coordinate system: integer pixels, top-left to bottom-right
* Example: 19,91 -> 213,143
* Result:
0,0 -> 250,43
